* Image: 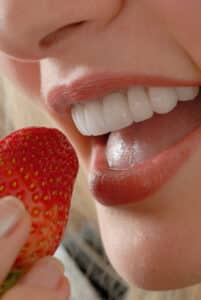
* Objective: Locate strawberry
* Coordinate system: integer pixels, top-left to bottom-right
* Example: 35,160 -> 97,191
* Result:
0,127 -> 79,292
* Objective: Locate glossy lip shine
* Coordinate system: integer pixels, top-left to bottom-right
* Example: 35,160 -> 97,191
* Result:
88,122 -> 201,207
47,72 -> 201,111
46,72 -> 201,207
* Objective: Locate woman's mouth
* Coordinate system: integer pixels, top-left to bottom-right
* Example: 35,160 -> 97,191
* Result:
71,86 -> 199,136
48,79 -> 201,207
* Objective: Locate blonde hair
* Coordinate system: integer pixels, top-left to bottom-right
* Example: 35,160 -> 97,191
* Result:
0,74 -> 201,300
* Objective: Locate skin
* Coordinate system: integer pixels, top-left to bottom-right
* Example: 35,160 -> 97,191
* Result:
0,196 -> 69,300
0,0 -> 201,295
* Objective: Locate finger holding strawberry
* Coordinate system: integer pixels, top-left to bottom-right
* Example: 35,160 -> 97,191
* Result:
0,127 -> 79,297
0,196 -> 70,300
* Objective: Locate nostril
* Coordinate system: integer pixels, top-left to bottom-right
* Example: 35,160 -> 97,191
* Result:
39,21 -> 86,49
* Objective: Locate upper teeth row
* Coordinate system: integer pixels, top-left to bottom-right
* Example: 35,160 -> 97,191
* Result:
71,86 -> 199,136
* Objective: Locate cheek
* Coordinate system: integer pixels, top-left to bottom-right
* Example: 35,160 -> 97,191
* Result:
95,144 -> 201,290
149,0 -> 201,27
147,0 -> 201,68
0,54 -> 41,99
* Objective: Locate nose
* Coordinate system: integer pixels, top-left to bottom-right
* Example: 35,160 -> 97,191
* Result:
0,0 -> 122,61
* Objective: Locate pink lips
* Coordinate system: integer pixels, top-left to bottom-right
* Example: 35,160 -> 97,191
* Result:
47,72 -> 201,112
88,123 -> 201,206
88,93 -> 201,206
46,72 -> 201,207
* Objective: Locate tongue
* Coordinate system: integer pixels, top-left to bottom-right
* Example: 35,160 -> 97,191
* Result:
106,98 -> 201,170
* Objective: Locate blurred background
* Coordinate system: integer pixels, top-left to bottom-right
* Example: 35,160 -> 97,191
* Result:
0,74 -> 129,300
0,74 -> 199,300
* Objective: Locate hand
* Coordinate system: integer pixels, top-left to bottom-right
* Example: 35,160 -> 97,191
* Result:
0,196 -> 70,300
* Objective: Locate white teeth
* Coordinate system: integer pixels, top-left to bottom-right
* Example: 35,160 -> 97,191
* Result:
71,104 -> 89,136
148,87 -> 178,114
128,87 -> 154,122
84,100 -> 106,135
103,92 -> 133,132
71,86 -> 200,136
175,86 -> 199,101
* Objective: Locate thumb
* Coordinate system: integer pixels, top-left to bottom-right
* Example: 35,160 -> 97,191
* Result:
0,196 -> 31,283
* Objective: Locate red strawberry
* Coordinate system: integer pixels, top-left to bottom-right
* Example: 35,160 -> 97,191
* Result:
0,126 -> 79,270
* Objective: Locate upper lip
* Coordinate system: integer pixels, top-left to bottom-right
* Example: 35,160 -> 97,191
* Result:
47,72 -> 201,112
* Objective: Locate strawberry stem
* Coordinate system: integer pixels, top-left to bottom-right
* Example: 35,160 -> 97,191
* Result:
0,269 -> 26,296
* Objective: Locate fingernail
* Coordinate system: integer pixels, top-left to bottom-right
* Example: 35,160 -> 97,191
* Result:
0,196 -> 26,237
20,257 -> 65,290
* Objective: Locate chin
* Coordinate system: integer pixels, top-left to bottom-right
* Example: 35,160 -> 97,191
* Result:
103,237 -> 201,291
96,199 -> 201,292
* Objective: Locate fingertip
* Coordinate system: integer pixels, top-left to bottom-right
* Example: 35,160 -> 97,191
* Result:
58,276 -> 71,298
31,256 -> 65,274
19,256 -> 66,290
0,196 -> 31,239
46,256 -> 65,273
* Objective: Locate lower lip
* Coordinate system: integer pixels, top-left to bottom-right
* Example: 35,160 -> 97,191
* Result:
88,122 -> 201,207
